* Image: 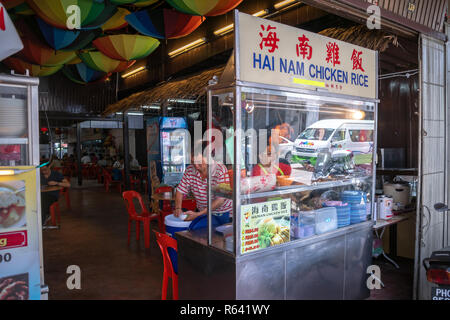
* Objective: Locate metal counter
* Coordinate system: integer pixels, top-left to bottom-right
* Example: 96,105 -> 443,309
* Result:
176,221 -> 374,300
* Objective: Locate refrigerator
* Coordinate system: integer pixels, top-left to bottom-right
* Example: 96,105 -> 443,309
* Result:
0,74 -> 46,300
146,117 -> 189,188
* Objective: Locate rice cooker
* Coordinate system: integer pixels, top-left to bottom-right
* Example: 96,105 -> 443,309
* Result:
383,182 -> 411,210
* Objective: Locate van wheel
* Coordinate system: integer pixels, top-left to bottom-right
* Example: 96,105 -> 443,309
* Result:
285,152 -> 292,163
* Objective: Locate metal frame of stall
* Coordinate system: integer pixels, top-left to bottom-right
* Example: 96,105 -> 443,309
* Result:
0,73 -> 47,299
177,10 -> 380,300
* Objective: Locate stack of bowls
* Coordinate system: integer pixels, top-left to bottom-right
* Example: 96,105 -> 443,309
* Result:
341,191 -> 368,224
323,201 -> 350,228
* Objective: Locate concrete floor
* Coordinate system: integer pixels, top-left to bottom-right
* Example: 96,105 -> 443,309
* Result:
42,181 -> 414,300
42,181 -> 169,300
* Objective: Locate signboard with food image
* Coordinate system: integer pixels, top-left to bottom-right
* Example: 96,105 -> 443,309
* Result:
0,180 -> 26,230
241,198 -> 291,254
0,167 -> 41,300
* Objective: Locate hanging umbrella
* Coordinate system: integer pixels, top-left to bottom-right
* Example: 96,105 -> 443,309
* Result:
78,50 -> 129,73
66,55 -> 82,64
2,0 -> 24,10
113,59 -> 136,72
207,0 -> 243,16
36,17 -> 80,50
27,0 -> 117,30
134,0 -> 158,7
62,62 -> 110,84
166,0 -> 242,16
165,0 -> 219,16
15,32 -> 77,66
92,34 -> 159,61
101,7 -> 130,31
3,57 -> 63,76
125,7 -> 204,39
10,2 -> 34,15
110,0 -> 135,4
60,28 -> 103,51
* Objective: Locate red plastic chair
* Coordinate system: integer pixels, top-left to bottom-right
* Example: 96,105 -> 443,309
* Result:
49,202 -> 60,226
155,186 -> 173,211
154,186 -> 174,232
122,191 -> 160,249
153,230 -> 178,300
59,176 -> 71,210
103,170 -> 122,193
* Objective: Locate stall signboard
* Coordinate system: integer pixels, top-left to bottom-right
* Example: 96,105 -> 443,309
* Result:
0,167 -> 41,300
0,3 -> 24,61
240,198 -> 291,254
236,12 -> 377,99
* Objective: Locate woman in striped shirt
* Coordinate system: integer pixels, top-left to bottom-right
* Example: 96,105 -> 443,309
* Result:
174,142 -> 232,223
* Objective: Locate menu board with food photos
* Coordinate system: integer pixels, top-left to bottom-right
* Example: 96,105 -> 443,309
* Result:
0,167 -> 41,300
240,198 -> 291,254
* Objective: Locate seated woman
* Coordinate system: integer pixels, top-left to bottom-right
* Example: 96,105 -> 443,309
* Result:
174,141 -> 232,227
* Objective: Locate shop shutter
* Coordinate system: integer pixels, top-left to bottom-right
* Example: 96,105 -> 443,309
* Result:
414,32 -> 447,300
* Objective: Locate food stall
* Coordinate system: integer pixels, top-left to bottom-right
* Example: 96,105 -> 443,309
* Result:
176,11 -> 378,300
0,73 -> 46,300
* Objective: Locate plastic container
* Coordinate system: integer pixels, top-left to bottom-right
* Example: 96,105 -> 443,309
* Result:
164,214 -> 192,237
315,207 -> 337,234
323,201 -> 350,228
291,211 -> 315,239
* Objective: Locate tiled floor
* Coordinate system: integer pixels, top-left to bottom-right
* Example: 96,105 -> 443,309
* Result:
42,181 -> 414,300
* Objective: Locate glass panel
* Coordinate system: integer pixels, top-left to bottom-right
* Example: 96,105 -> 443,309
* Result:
208,89 -> 234,253
238,88 -> 375,255
0,85 -> 29,165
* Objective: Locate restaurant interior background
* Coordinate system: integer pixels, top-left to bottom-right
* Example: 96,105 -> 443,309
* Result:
0,0 -> 448,300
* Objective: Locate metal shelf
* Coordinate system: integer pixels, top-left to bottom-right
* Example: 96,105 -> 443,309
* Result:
0,138 -> 28,145
214,175 -> 372,200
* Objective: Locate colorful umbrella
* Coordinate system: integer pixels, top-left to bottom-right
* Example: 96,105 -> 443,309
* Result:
36,17 -> 80,50
134,0 -> 158,7
60,28 -> 102,51
62,62 -> 110,84
26,0 -> 117,30
2,0 -> 25,10
166,0 -> 242,16
66,55 -> 82,64
101,7 -> 130,31
78,50 -> 133,73
207,0 -> 243,16
125,7 -> 204,39
13,21 -> 78,67
113,59 -> 136,72
110,0 -> 135,4
11,2 -> 34,15
3,57 -> 63,76
92,34 -> 159,61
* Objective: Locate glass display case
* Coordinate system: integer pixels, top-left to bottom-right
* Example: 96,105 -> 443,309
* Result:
207,86 -> 376,256
176,10 -> 378,300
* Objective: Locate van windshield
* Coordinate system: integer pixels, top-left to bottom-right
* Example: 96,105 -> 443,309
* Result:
298,128 -> 334,141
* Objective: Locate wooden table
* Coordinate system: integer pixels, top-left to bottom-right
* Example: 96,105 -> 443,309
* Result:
373,212 -> 413,268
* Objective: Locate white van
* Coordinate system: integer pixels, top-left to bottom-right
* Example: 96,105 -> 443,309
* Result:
292,119 -> 374,161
